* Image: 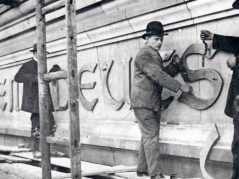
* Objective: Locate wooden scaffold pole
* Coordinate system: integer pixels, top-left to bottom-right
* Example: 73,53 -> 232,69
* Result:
36,0 -> 52,179
66,0 -> 82,178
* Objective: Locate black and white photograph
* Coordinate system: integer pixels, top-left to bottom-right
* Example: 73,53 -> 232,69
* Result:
0,0 -> 238,179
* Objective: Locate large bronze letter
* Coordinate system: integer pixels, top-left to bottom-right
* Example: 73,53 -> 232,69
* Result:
9,79 -> 14,112
178,43 -> 223,109
14,82 -> 20,111
102,60 -> 124,110
51,78 -> 68,111
79,63 -> 98,111
122,57 -> 132,110
0,79 -> 7,111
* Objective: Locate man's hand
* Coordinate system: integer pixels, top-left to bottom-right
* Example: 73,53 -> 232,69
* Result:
172,54 -> 181,64
227,57 -> 236,69
180,84 -> 193,93
200,30 -> 214,41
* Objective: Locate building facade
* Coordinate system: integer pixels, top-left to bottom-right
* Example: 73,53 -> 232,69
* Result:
0,0 -> 238,178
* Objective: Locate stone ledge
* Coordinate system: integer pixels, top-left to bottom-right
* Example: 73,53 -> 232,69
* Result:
0,0 -> 237,43
0,1 -> 239,64
0,121 -> 233,164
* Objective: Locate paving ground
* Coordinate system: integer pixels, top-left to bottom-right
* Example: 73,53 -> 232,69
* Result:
0,171 -> 20,179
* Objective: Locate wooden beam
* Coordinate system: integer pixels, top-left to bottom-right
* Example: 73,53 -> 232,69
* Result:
66,0 -> 81,178
46,136 -> 69,146
42,0 -> 65,15
0,163 -> 72,179
11,152 -> 113,171
0,154 -> 31,163
44,70 -> 67,82
82,166 -> 137,176
0,145 -> 31,153
36,0 -> 52,178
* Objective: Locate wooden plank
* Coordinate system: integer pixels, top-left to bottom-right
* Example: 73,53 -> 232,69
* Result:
47,136 -> 69,146
0,154 -> 31,163
90,174 -> 126,179
42,0 -> 65,15
66,0 -> 81,178
55,166 -> 138,178
44,71 -> 67,82
82,166 -> 137,176
36,0 -> 51,178
11,152 -> 111,171
0,163 -> 75,179
10,152 -> 136,177
0,145 -> 31,153
115,172 -> 203,179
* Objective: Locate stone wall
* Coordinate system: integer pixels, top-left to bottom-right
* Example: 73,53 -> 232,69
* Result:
0,0 -> 238,178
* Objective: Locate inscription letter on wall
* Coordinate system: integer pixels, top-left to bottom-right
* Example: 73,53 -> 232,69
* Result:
79,63 -> 98,111
0,79 -> 7,111
178,43 -> 223,109
102,60 -> 124,110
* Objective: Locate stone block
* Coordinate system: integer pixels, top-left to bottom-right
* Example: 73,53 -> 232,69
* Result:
126,0 -> 184,18
187,0 -> 234,18
83,10 -> 126,32
87,20 -> 134,42
128,4 -> 191,33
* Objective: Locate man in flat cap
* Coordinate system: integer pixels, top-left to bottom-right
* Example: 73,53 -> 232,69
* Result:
130,21 -> 192,179
14,44 -> 65,158
200,1 -> 239,179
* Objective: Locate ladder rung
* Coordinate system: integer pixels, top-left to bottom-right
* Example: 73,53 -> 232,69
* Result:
42,0 -> 65,15
46,136 -> 69,146
44,70 -> 67,82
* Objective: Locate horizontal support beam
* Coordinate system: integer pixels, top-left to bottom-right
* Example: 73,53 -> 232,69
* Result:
44,70 -> 67,82
42,0 -> 65,15
46,136 -> 69,146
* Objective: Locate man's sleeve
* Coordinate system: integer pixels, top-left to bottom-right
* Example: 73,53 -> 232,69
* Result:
164,62 -> 180,77
14,64 -> 37,84
213,34 -> 239,54
136,53 -> 181,93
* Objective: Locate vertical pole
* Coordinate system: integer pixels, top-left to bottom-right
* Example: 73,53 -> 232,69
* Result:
36,0 -> 52,179
66,0 -> 81,179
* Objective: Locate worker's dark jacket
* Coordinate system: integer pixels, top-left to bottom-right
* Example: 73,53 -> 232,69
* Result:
213,34 -> 239,118
14,59 -> 54,113
130,45 -> 181,111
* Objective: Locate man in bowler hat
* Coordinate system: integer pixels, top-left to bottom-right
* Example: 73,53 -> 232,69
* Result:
200,1 -> 239,178
14,44 -> 65,158
130,21 -> 192,179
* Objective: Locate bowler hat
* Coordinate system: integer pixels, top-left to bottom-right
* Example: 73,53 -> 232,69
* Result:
30,43 -> 49,54
233,0 -> 239,9
142,21 -> 168,40
30,44 -> 37,52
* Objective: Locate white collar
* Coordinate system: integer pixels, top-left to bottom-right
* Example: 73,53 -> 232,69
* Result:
33,57 -> 38,62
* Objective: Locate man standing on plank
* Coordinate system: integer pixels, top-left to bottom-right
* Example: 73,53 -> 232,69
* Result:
130,21 -> 192,179
14,44 -> 66,158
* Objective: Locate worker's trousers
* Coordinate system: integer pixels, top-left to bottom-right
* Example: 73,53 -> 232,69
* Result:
133,108 -> 162,177
232,117 -> 239,179
30,112 -> 56,152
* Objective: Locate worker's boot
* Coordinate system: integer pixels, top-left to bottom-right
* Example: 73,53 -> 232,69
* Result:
49,123 -> 66,157
50,145 -> 66,157
32,127 -> 42,159
137,171 -> 149,177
